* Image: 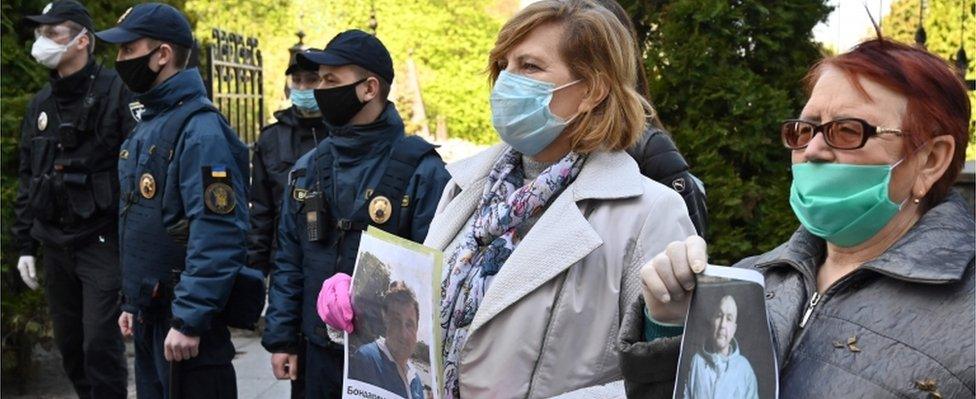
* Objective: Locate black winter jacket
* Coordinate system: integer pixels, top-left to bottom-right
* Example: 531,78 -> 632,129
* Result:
12,60 -> 136,255
247,107 -> 324,274
626,126 -> 708,237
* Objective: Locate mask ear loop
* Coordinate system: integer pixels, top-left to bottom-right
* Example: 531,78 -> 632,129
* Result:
66,28 -> 87,48
890,141 -> 931,209
551,79 -> 582,93
549,79 -> 585,124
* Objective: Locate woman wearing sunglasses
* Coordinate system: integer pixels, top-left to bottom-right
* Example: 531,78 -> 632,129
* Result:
622,38 -> 974,398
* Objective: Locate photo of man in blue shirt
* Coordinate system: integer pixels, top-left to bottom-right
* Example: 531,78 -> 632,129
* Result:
349,281 -> 425,399
684,295 -> 758,399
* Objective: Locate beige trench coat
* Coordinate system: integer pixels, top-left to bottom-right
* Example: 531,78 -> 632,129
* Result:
423,144 -> 696,398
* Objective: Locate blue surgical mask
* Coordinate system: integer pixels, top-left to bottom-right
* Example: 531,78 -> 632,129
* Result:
490,70 -> 581,156
290,88 -> 319,112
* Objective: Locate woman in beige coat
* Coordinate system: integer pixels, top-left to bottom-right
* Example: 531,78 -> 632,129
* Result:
319,0 -> 695,397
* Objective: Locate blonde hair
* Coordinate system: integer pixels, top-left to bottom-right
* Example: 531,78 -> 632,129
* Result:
488,0 -> 650,153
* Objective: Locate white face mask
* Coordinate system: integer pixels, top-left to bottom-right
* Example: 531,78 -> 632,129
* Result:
31,28 -> 85,69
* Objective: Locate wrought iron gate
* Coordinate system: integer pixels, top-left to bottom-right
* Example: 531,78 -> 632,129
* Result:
204,29 -> 265,145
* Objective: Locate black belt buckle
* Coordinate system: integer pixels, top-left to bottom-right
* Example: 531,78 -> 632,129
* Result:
337,219 -> 352,231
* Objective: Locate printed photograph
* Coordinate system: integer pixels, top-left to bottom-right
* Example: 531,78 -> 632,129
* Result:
344,229 -> 441,399
674,266 -> 778,399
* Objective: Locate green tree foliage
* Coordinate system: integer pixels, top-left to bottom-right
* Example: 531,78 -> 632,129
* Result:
0,0 -> 185,389
619,0 -> 832,264
325,0 -> 506,145
881,0 -> 975,160
184,0 -> 295,127
185,0 -> 506,143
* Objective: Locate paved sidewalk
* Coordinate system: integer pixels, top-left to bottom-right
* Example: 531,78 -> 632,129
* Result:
1,329 -> 290,398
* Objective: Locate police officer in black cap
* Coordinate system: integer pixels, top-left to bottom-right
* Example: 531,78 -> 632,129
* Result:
262,29 -> 451,397
249,37 -> 326,278
12,1 -> 135,397
249,35 -> 325,399
96,3 -> 254,398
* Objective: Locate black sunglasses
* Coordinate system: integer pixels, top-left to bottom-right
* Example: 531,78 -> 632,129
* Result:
780,117 -> 906,150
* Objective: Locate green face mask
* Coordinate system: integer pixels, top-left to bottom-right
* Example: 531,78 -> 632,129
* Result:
789,161 -> 907,247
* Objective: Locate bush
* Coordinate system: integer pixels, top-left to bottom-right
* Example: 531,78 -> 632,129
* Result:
2,0 -> 55,389
621,0 -> 832,264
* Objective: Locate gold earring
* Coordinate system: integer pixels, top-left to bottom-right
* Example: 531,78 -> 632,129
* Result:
913,197 -> 921,204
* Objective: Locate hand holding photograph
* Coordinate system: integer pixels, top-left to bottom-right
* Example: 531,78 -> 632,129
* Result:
674,266 -> 778,399
343,228 -> 444,399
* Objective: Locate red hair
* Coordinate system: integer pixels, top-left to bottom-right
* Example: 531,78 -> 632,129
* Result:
805,38 -> 971,208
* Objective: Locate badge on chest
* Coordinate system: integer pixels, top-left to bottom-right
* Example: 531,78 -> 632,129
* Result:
140,173 -> 156,199
37,111 -> 49,131
368,195 -> 392,224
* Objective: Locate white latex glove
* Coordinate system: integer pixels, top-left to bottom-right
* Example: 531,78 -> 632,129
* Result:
17,256 -> 39,290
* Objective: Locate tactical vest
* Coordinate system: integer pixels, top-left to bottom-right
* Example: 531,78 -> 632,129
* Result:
297,135 -> 438,274
119,99 -> 218,313
292,135 -> 438,342
27,65 -> 122,226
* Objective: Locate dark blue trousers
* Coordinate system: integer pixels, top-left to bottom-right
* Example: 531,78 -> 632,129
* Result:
305,341 -> 344,398
133,313 -> 237,399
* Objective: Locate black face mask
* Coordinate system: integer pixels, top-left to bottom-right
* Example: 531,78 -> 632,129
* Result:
116,46 -> 161,94
314,78 -> 368,126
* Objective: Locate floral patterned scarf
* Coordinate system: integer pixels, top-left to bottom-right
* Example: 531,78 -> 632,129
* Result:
439,148 -> 585,398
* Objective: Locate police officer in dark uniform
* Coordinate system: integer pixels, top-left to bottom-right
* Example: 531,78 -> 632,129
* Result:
249,38 -> 325,399
262,30 -> 451,398
249,39 -> 326,277
12,1 -> 135,397
95,3 -> 250,398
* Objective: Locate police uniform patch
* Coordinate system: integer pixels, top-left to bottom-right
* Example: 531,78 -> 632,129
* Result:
128,101 -> 145,122
37,112 -> 48,131
202,165 -> 235,215
293,188 -> 308,202
140,173 -> 156,199
369,196 -> 392,224
205,182 -> 235,214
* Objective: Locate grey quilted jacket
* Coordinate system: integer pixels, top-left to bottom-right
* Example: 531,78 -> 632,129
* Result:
618,192 -> 975,399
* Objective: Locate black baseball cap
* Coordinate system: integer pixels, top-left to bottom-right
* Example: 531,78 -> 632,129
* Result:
23,0 -> 94,32
297,29 -> 394,83
95,3 -> 193,49
285,49 -> 317,75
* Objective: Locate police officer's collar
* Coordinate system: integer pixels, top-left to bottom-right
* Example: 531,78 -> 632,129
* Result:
274,106 -> 324,129
272,107 -> 300,127
50,58 -> 96,97
325,101 -> 397,136
137,68 -> 208,119
325,101 -> 403,132
326,102 -> 403,161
